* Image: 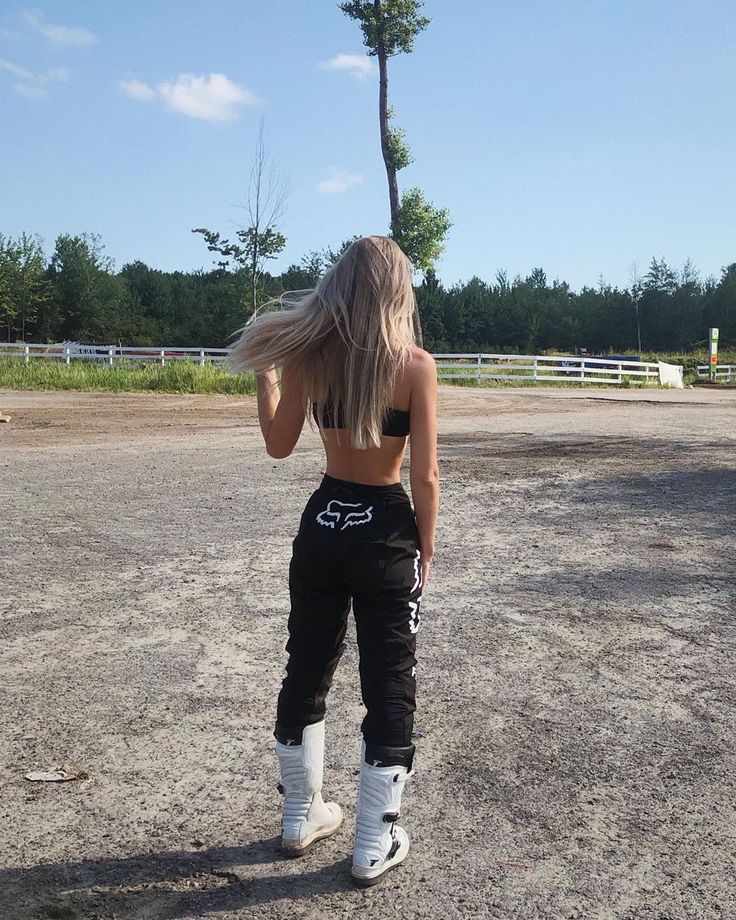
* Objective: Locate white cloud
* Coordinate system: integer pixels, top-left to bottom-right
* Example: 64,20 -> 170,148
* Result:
145,73 -> 258,121
119,79 -> 155,101
119,71 -> 259,122
0,56 -> 69,97
0,58 -> 32,80
23,10 -> 97,46
321,53 -> 375,80
317,169 -> 363,195
14,80 -> 46,98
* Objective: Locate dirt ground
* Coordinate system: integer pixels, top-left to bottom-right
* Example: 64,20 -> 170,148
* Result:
1,385 -> 734,920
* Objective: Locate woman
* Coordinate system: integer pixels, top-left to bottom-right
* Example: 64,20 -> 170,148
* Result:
227,235 -> 439,886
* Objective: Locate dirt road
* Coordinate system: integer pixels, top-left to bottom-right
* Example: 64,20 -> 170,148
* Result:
1,386 -> 734,919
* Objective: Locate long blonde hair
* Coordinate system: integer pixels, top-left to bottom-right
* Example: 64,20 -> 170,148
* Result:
227,235 -> 418,449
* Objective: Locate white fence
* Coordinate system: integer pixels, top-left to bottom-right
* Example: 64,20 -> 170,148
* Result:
696,364 -> 736,382
0,341 -> 230,365
0,341 -> 684,387
434,353 -> 684,387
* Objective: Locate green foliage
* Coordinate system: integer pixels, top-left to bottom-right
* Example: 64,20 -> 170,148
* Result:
385,124 -> 413,170
193,226 -> 286,273
192,225 -> 286,315
703,263 -> 736,349
0,232 -> 49,339
44,233 -> 123,342
338,0 -> 429,56
3,226 -> 736,362
392,187 -> 452,273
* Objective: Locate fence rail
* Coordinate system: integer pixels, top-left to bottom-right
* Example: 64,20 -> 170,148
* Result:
0,342 -> 684,387
696,364 -> 736,382
0,341 -> 230,365
433,353 -> 682,387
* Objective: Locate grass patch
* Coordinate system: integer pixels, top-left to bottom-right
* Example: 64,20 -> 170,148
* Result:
0,357 -> 256,395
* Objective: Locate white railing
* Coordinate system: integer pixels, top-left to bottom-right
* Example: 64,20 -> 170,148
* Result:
696,364 -> 736,382
0,342 -> 684,387
0,341 -> 230,366
433,353 -> 683,387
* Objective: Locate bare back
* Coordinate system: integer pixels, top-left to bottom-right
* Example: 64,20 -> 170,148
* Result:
319,346 -> 422,486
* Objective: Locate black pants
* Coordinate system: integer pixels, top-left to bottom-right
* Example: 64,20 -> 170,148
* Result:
275,474 -> 422,763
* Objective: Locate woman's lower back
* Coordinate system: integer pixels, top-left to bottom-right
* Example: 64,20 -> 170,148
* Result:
319,428 -> 408,485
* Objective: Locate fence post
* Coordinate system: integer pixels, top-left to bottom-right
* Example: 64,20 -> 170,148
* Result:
200,349 -> 205,367
108,347 -> 114,367
533,357 -> 538,381
24,344 -> 29,367
65,347 -> 70,365
160,349 -> 165,367
476,354 -> 481,383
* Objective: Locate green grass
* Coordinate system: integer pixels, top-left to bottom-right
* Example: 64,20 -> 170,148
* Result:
0,357 -> 256,395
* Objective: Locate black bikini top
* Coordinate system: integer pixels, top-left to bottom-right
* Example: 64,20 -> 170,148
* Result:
312,400 -> 410,437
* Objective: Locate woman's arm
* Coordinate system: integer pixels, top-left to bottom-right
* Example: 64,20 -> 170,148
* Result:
408,350 -> 440,588
255,362 -> 306,459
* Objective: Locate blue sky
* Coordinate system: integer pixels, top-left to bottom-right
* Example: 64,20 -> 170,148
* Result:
1,1 -> 734,290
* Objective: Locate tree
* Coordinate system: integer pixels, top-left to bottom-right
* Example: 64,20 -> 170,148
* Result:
15,233 -> 49,340
671,259 -> 702,350
416,269 -> 446,350
393,188 -> 451,274
0,235 -> 20,341
45,233 -> 121,342
641,257 -> 678,349
193,119 -> 289,318
703,263 -> 736,347
339,0 -> 450,272
0,233 -> 49,341
629,262 -> 643,353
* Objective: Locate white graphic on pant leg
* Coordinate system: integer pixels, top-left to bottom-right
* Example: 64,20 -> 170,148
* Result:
410,548 -> 421,592
315,500 -> 373,531
408,597 -> 421,635
408,548 -> 422,634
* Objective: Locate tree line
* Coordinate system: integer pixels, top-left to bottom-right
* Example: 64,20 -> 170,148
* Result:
1,230 -> 733,353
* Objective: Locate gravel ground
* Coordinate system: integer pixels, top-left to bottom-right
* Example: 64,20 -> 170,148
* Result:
1,385 -> 734,920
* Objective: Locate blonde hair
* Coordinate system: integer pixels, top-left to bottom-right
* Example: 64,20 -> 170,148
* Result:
227,235 -> 418,449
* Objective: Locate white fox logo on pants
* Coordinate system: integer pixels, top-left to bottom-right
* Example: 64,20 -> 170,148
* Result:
316,500 -> 374,532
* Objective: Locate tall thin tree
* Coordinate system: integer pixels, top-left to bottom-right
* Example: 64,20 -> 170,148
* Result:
339,0 -> 450,273
194,119 -> 290,318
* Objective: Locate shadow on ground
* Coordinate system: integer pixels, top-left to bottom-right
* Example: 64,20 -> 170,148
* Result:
2,838 -> 356,919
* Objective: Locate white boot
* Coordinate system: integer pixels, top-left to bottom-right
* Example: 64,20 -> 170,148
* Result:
351,743 -> 414,886
275,720 -> 343,856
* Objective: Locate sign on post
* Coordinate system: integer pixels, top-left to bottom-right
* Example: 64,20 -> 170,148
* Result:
709,327 -> 719,381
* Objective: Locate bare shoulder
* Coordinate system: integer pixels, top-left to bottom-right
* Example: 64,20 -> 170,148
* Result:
396,348 -> 436,410
406,346 -> 437,380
